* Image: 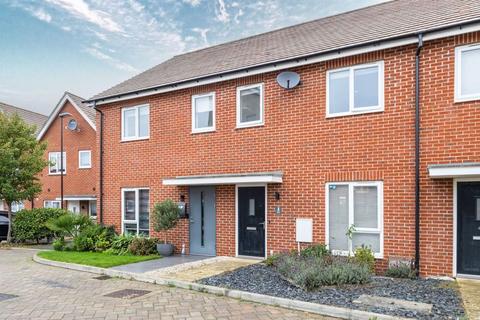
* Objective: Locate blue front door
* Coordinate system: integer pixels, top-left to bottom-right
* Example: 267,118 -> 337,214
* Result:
189,186 -> 216,256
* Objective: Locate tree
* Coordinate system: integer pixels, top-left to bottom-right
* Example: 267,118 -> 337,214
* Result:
152,199 -> 179,244
0,112 -> 48,242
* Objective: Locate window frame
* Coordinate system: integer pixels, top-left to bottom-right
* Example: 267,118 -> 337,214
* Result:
191,92 -> 216,133
121,187 -> 150,235
78,150 -> 92,169
89,201 -> 97,219
326,61 -> 384,118
10,201 -> 24,213
236,83 -> 264,128
44,200 -> 61,209
454,43 -> 480,102
48,152 -> 66,175
121,104 -> 150,142
325,181 -> 384,258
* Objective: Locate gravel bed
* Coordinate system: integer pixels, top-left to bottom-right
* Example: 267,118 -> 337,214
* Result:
198,264 -> 464,319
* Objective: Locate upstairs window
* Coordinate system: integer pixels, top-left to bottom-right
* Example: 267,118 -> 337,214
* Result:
79,150 -> 92,169
192,92 -> 215,133
49,152 -> 66,175
455,44 -> 480,102
237,83 -> 264,128
327,61 -> 384,117
122,104 -> 149,141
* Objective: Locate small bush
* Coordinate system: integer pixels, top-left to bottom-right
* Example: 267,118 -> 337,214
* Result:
128,237 -> 158,256
12,208 -> 68,243
46,214 -> 94,239
264,253 -> 281,267
73,224 -> 116,252
152,199 -> 179,243
300,244 -> 330,258
354,245 -> 375,272
385,265 -> 416,279
53,238 -> 66,251
105,234 -> 134,255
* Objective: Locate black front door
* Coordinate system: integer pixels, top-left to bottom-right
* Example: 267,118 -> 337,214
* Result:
238,186 -> 265,257
457,182 -> 480,275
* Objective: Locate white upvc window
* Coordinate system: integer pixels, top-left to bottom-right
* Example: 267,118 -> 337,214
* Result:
121,188 -> 150,236
326,61 -> 384,117
455,43 -> 480,102
121,104 -> 150,141
10,201 -> 25,212
325,181 -> 384,258
44,200 -> 61,209
236,83 -> 264,128
192,92 -> 215,133
78,150 -> 92,169
89,201 -> 97,219
48,152 -> 66,175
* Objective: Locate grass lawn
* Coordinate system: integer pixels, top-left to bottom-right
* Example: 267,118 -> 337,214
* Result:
37,251 -> 160,268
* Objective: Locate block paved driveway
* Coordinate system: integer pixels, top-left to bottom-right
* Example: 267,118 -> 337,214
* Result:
0,249 -> 333,320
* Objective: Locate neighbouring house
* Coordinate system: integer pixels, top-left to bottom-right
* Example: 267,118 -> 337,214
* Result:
31,92 -> 97,218
0,101 -> 48,214
86,0 -> 480,277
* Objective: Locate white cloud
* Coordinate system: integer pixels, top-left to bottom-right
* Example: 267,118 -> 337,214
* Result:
45,0 -> 123,33
215,0 -> 230,23
85,47 -> 137,73
31,8 -> 52,23
183,0 -> 202,6
192,28 -> 209,44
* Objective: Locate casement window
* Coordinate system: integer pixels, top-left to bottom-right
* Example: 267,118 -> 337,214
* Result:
192,92 -> 215,133
237,83 -> 264,128
121,104 -> 150,141
44,200 -> 61,209
326,61 -> 384,117
121,188 -> 150,236
455,44 -> 480,102
89,201 -> 97,219
10,201 -> 24,212
78,150 -> 92,169
48,152 -> 66,175
326,181 -> 383,258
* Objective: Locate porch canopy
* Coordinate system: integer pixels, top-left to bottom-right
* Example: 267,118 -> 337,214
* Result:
428,163 -> 480,178
55,195 -> 97,201
163,171 -> 283,186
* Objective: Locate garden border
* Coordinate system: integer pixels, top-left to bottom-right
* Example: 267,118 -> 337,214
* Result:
33,252 -> 410,320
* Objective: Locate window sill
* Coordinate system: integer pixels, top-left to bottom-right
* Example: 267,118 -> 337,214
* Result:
79,167 -> 92,170
120,137 -> 150,143
454,95 -> 480,103
191,128 -> 216,134
236,122 -> 264,130
330,249 -> 383,260
48,173 -> 66,176
326,108 -> 384,119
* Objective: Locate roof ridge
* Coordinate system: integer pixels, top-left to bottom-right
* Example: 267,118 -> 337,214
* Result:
171,0 -> 396,58
64,91 -> 86,102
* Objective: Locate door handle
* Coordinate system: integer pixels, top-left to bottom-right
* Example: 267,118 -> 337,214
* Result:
258,222 -> 265,229
190,219 -> 195,224
473,236 -> 480,241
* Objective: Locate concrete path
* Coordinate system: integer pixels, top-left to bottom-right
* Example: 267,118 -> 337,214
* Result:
458,278 -> 480,320
111,255 -> 209,273
0,248 -> 332,320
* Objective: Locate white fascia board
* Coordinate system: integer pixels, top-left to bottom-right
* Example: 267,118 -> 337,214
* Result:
429,166 -> 480,178
90,21 -> 480,107
163,175 -> 283,186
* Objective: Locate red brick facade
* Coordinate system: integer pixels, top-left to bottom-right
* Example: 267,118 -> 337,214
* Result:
31,99 -> 97,212
98,32 -> 480,276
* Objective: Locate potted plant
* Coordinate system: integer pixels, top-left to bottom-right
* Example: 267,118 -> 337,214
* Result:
152,199 -> 179,256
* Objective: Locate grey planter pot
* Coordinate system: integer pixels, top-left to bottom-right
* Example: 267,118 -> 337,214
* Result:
156,243 -> 174,256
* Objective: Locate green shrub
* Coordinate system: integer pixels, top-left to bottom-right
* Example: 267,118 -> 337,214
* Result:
128,237 -> 158,256
276,255 -> 371,290
300,244 -> 330,258
52,238 -> 66,251
46,214 -> 94,239
105,234 -> 134,255
385,264 -> 416,279
73,224 -> 116,252
12,208 -> 68,243
152,199 -> 179,243
264,253 -> 281,267
354,245 -> 375,272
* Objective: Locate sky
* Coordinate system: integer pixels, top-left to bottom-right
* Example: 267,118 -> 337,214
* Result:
0,0 -> 385,116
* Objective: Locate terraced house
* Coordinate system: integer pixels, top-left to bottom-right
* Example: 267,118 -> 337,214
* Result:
87,0 -> 480,277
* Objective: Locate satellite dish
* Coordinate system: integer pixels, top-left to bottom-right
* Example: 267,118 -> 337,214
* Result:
276,71 -> 300,89
67,119 -> 78,131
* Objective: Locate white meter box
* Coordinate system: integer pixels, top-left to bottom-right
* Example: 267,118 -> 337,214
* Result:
296,218 -> 313,243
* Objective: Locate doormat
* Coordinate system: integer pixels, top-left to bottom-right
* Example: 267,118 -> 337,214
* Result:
104,289 -> 151,299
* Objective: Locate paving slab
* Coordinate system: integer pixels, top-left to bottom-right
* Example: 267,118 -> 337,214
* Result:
110,254 -> 209,273
458,278 -> 480,320
353,294 -> 432,314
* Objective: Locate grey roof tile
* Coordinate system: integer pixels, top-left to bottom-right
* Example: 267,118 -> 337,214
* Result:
65,92 -> 96,124
0,102 -> 48,134
91,0 -> 480,101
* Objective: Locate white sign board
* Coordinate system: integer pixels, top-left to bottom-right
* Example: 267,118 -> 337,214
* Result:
296,218 -> 313,243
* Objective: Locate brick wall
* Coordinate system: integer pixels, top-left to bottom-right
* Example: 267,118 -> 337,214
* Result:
98,32 -> 480,276
31,100 -> 97,209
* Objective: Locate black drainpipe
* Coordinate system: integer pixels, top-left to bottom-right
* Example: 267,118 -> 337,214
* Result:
415,33 -> 423,277
94,102 -> 104,224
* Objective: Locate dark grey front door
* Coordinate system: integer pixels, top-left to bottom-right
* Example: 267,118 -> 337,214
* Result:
457,182 -> 480,275
189,186 -> 216,256
238,186 -> 265,257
